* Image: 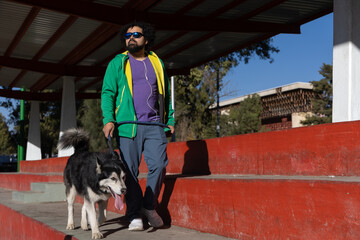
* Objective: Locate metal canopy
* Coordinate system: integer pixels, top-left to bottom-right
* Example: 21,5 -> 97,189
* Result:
0,0 -> 333,100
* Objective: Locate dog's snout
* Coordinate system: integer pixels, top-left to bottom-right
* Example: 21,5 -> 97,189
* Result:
121,188 -> 127,194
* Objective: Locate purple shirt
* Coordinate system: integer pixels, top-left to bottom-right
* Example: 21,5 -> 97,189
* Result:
128,53 -> 160,122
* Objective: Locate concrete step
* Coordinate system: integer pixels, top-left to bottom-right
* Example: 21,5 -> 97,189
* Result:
0,188 -> 234,240
12,182 -> 65,203
143,174 -> 360,239
2,172 -> 360,238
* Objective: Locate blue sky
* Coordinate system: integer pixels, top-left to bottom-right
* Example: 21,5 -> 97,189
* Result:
221,13 -> 333,100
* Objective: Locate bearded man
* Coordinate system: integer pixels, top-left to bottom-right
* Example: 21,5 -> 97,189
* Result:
101,22 -> 175,231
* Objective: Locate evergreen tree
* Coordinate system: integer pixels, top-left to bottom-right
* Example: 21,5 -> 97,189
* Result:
174,67 -> 216,140
1,98 -> 30,156
40,101 -> 61,157
1,97 -> 62,158
78,99 -> 108,152
0,113 -> 15,154
221,94 -> 262,136
302,63 -> 332,125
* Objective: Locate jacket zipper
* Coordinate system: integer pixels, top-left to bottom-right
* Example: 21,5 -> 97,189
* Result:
115,86 -> 125,116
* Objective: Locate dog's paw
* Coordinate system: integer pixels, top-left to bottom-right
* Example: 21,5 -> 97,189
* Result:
92,231 -> 103,239
81,224 -> 89,231
66,224 -> 75,230
81,219 -> 89,230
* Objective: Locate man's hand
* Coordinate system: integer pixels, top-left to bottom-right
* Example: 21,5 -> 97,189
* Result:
103,122 -> 115,138
165,125 -> 174,138
168,125 -> 175,134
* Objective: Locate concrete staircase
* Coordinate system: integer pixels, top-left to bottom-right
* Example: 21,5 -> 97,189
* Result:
1,120 -> 360,239
12,182 -> 65,203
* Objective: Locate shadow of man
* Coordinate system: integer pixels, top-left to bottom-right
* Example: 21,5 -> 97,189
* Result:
157,176 -> 177,226
157,140 -> 210,226
182,140 -> 210,175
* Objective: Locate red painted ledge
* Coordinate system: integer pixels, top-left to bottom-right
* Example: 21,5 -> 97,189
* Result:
95,176 -> 360,240
156,177 -> 360,239
21,120 -> 360,177
20,157 -> 68,173
164,120 -> 360,176
2,172 -> 360,239
0,173 -> 62,191
0,204 -> 78,240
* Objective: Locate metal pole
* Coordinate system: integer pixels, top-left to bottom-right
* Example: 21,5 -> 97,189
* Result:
171,76 -> 175,111
18,88 -> 25,171
216,67 -> 220,138
171,76 -> 175,142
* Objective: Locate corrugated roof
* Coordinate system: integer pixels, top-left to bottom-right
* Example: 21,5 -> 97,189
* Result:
0,1 -> 30,54
0,0 -> 333,100
41,18 -> 102,63
13,10 -> 68,59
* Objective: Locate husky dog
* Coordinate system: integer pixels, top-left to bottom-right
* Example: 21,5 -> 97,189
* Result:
58,128 -> 127,239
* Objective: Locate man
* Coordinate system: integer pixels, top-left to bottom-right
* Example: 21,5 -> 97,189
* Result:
101,22 -> 175,231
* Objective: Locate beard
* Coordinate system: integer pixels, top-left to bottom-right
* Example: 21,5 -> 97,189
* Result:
126,41 -> 145,54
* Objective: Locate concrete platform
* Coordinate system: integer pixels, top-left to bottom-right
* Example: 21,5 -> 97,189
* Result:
5,120 -> 360,239
0,188 -> 234,240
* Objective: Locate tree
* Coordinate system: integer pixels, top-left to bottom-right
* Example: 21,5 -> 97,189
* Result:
302,63 -> 332,125
40,101 -> 61,157
0,96 -> 63,158
0,97 -> 25,131
221,94 -> 263,136
174,67 -> 216,140
0,113 -> 15,154
77,99 -> 108,152
174,39 -> 279,141
1,97 -> 30,156
1,96 -> 109,156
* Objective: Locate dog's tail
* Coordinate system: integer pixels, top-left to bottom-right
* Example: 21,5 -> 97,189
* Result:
57,128 -> 90,152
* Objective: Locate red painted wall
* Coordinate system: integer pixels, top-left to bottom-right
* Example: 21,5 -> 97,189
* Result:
0,204 -> 78,240
20,157 -> 68,173
162,120 -> 360,176
156,177 -> 360,239
21,121 -> 360,177
0,174 -> 62,191
94,177 -> 360,239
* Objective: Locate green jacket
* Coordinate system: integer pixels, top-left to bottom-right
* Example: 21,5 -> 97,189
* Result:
101,51 -> 175,138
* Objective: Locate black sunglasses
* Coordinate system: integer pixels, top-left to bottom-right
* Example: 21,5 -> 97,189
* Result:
124,32 -> 143,39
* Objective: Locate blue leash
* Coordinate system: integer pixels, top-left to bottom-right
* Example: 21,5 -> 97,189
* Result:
116,121 -> 170,129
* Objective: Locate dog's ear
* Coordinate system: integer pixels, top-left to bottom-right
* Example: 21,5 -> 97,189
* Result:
111,151 -> 121,163
112,151 -> 119,158
112,152 -> 127,171
96,157 -> 102,174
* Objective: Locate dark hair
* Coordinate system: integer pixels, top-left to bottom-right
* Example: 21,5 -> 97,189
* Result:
120,22 -> 155,53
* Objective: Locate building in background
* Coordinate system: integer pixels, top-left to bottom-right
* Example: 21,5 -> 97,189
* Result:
217,82 -> 315,131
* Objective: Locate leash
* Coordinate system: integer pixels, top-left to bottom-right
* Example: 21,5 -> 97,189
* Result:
116,121 -> 170,129
107,135 -> 128,169
107,135 -> 115,154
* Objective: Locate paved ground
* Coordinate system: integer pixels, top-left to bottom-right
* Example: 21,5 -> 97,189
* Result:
0,188 -> 234,240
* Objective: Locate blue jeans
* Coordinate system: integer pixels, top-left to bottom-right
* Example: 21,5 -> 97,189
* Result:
117,124 -> 168,221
